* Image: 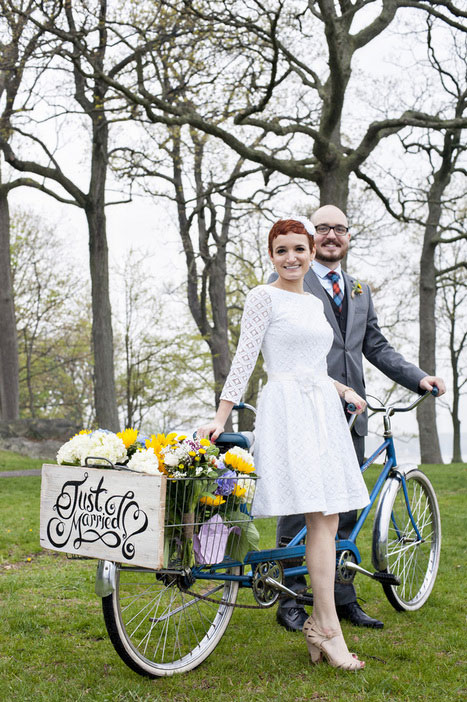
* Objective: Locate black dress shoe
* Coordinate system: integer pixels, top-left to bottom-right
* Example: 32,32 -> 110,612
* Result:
276,606 -> 309,632
336,602 -> 384,629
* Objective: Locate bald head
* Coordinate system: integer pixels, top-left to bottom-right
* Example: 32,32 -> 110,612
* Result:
311,205 -> 348,228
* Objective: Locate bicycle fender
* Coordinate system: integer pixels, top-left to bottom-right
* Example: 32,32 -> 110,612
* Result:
371,463 -> 418,572
95,560 -> 117,597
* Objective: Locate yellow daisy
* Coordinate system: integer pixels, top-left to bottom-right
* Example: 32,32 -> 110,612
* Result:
117,427 -> 138,448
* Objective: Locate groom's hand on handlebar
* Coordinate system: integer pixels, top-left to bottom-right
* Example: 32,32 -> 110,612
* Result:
419,376 -> 446,397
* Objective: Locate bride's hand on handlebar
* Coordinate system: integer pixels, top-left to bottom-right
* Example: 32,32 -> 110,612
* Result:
196,422 -> 225,442
345,390 -> 367,415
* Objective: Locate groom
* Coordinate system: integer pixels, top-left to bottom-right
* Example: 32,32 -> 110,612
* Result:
271,205 -> 445,631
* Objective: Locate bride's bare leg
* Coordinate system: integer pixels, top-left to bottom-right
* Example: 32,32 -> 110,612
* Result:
304,512 -> 364,667
305,512 -> 340,629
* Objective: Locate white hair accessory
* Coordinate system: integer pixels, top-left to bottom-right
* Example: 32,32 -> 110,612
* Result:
282,214 -> 314,235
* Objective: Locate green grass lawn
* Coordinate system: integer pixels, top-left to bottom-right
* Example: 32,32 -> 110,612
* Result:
0,458 -> 465,701
0,449 -> 44,472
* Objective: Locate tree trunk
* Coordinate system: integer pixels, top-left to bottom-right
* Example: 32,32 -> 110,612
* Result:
0,184 -> 19,419
450,342 -> 462,463
86,203 -> 119,431
318,167 -> 349,211
208,262 -> 233,432
209,252 -> 230,400
417,211 -> 443,464
83,76 -> 119,431
451,405 -> 462,463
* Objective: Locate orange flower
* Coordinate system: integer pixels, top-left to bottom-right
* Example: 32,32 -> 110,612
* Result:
199,495 -> 226,506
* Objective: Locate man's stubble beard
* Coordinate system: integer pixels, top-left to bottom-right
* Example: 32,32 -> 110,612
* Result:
315,248 -> 346,264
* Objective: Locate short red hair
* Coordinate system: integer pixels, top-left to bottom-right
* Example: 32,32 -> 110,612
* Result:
268,219 -> 314,255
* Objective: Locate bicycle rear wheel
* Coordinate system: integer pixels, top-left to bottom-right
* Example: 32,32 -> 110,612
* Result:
373,468 -> 441,611
102,565 -> 239,677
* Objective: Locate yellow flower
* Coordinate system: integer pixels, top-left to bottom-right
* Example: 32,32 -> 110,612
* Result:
199,438 -> 211,447
188,451 -> 196,457
231,484 -> 247,498
177,434 -> 187,441
145,432 -> 179,474
117,427 -> 138,448
199,495 -> 226,506
199,448 -> 206,454
224,448 -> 255,474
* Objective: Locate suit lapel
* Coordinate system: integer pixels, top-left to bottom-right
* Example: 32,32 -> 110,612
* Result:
343,272 -> 356,338
304,268 -> 343,340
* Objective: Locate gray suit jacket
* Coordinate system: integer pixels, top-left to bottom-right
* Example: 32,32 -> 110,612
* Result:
268,268 -> 426,436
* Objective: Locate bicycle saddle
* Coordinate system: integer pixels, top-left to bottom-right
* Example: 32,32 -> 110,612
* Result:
215,431 -> 255,452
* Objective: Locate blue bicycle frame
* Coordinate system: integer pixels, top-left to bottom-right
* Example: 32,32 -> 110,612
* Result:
192,391 -> 436,587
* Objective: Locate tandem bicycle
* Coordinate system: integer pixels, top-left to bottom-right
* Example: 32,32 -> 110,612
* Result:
96,390 -> 441,677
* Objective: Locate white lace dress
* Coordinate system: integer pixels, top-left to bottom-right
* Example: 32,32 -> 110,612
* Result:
220,285 -> 369,517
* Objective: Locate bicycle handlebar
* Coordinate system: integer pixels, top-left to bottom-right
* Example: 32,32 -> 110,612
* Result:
233,389 -> 438,428
366,388 -> 438,415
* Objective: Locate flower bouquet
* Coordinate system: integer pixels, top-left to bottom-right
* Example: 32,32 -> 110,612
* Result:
154,438 -> 258,568
56,428 -> 258,569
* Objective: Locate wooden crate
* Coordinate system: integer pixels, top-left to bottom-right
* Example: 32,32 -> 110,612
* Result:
40,464 -> 167,569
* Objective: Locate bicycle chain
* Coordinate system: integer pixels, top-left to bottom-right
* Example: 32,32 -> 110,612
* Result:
183,585 -> 311,609
184,587 -> 265,609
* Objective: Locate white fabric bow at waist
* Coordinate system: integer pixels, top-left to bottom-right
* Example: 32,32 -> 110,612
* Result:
267,372 -> 332,455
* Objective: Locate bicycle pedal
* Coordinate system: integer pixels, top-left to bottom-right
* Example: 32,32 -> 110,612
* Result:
372,571 -> 401,586
295,594 -> 314,606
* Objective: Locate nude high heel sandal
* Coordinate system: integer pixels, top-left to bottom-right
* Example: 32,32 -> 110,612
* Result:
302,617 -> 365,670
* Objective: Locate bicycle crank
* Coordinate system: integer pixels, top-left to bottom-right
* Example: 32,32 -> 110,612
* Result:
343,560 -> 401,586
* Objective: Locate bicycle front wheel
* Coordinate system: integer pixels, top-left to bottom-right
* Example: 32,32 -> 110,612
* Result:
373,468 -> 441,611
102,565 -> 239,677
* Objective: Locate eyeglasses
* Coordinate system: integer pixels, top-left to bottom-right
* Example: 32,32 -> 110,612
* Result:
314,224 -> 349,236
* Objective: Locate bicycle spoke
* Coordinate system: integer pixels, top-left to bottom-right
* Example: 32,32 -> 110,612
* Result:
102,565 -> 240,675
378,470 -> 441,611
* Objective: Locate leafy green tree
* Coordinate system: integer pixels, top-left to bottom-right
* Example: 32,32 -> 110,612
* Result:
10,210 -> 94,424
112,248 -> 216,433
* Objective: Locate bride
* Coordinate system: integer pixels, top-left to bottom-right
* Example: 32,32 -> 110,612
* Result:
198,217 -> 369,670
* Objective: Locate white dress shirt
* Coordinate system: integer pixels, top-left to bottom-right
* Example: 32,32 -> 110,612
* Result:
312,261 -> 345,299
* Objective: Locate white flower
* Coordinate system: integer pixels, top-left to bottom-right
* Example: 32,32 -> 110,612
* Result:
127,448 -> 160,475
161,443 -> 190,467
236,473 -> 256,503
171,470 -> 186,479
56,430 -> 127,467
57,433 -> 92,465
163,451 -> 181,467
84,430 -> 127,466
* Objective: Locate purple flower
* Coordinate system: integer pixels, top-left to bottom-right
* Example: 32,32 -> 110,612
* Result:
185,438 -> 199,451
215,469 -> 237,496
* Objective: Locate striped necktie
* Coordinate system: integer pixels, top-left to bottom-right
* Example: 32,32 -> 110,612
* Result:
326,270 -> 343,311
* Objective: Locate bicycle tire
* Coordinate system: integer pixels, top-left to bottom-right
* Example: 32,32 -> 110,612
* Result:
102,564 -> 239,677
372,468 -> 441,611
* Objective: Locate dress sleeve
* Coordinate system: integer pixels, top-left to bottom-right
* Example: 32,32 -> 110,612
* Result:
220,286 -> 273,404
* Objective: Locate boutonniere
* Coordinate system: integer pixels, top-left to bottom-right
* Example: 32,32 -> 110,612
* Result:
351,280 -> 363,298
